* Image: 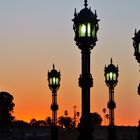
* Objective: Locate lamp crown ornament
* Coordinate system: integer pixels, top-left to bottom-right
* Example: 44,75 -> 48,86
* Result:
72,0 -> 99,49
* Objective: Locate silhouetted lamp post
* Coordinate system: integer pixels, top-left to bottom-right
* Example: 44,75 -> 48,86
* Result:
132,29 -> 140,140
132,29 -> 140,96
104,58 -> 119,140
72,0 -> 99,140
48,64 -> 61,140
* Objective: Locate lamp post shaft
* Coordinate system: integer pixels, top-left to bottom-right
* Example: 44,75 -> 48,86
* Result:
52,91 -> 57,125
109,87 -> 115,126
78,47 -> 93,140
81,49 -> 91,117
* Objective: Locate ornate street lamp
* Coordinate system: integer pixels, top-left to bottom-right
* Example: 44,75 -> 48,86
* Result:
132,29 -> 140,96
48,64 -> 61,140
132,29 -> 140,140
104,58 -> 119,140
72,0 -> 99,140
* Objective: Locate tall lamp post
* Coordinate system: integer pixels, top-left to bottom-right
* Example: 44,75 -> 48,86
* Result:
72,0 -> 99,140
48,64 -> 61,140
104,58 -> 119,140
132,29 -> 140,140
132,29 -> 140,96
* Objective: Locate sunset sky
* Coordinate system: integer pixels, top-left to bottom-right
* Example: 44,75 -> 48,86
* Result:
0,0 -> 139,126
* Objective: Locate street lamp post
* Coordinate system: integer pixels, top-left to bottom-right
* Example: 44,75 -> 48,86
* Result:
132,29 -> 140,96
104,58 -> 119,140
48,64 -> 61,140
72,0 -> 99,140
132,29 -> 140,140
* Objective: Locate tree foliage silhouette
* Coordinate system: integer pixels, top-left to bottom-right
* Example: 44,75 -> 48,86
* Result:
29,117 -> 52,126
0,91 -> 15,127
58,116 -> 73,128
12,120 -> 29,127
90,112 -> 103,126
45,117 -> 52,126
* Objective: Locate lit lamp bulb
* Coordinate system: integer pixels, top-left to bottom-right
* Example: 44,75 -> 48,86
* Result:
79,24 -> 86,37
109,72 -> 113,81
139,43 -> 140,53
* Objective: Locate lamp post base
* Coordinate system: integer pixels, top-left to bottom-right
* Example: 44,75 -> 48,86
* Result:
137,120 -> 140,140
77,117 -> 94,140
108,125 -> 116,140
51,125 -> 58,140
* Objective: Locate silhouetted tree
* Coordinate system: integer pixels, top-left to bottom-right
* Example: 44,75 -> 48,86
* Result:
64,110 -> 68,117
36,120 -> 47,126
58,116 -> 65,128
105,114 -> 109,125
12,120 -> 29,127
103,108 -> 106,114
0,91 -> 15,127
90,112 -> 103,126
64,117 -> 73,128
58,116 -> 73,128
30,118 -> 51,126
45,117 -> 52,126
103,108 -> 107,125
30,118 -> 37,126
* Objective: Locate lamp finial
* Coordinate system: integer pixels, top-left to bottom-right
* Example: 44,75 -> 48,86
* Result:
135,28 -> 137,35
53,64 -> 55,69
84,0 -> 88,8
110,58 -> 113,64
74,8 -> 77,17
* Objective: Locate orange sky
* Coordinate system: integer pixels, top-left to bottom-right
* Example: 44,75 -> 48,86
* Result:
0,0 -> 139,126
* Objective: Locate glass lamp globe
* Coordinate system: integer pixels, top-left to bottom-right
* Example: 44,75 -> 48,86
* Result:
104,59 -> 119,88
48,65 -> 61,92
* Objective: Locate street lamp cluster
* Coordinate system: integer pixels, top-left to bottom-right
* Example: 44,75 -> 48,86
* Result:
47,1 -> 139,140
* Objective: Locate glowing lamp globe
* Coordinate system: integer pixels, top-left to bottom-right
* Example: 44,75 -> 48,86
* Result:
48,65 -> 61,92
104,59 -> 119,88
72,2 -> 99,49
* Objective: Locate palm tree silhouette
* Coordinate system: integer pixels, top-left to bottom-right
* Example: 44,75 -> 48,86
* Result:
103,108 -> 107,126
